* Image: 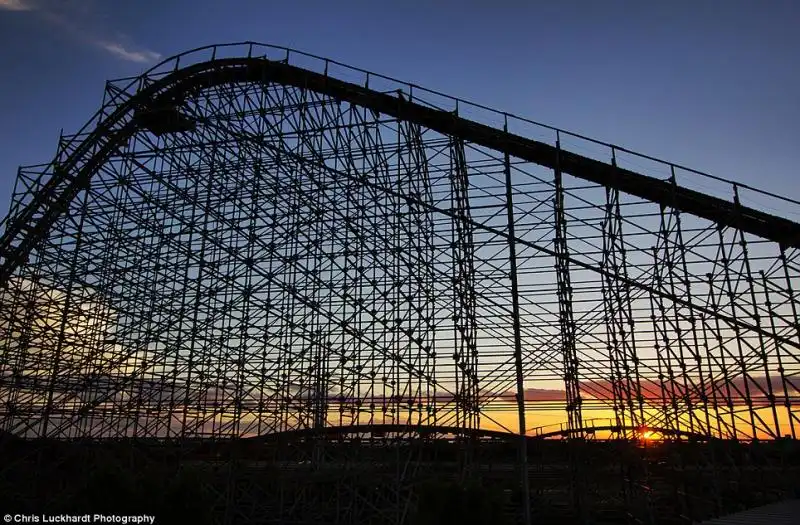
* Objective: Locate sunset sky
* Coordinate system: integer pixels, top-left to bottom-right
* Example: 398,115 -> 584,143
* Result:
3,273 -> 796,441
0,1 -> 798,441
0,0 -> 798,211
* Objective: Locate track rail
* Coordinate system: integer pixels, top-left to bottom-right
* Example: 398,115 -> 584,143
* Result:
1,54 -> 800,286
246,422 -> 706,442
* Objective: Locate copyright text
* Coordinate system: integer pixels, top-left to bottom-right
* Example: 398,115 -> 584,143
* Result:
4,516 -> 155,525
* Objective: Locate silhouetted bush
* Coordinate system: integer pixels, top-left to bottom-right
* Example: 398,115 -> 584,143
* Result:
0,443 -> 215,524
410,478 -> 511,525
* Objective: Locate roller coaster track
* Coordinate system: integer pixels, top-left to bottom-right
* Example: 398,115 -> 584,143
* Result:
2,42 -> 800,525
249,422 -> 707,442
2,47 -> 800,287
2,44 -> 800,380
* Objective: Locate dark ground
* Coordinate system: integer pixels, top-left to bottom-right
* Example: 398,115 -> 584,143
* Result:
1,435 -> 798,524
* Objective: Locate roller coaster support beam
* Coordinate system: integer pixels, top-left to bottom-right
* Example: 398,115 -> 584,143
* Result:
2,57 -> 800,288
503,121 -> 531,525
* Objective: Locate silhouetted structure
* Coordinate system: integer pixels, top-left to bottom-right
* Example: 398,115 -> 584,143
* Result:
1,43 -> 798,524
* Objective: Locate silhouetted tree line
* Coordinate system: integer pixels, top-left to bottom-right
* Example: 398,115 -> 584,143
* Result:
409,479 -> 512,525
0,445 -> 215,524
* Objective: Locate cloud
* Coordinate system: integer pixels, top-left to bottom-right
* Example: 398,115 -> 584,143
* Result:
3,0 -> 162,64
493,388 -> 567,402
0,0 -> 33,10
97,41 -> 162,64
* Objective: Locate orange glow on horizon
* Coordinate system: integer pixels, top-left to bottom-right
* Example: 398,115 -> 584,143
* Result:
639,430 -> 656,441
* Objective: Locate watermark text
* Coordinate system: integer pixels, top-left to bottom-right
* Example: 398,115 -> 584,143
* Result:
4,516 -> 155,525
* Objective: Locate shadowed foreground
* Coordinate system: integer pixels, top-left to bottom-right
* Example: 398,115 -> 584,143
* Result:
1,436 -> 798,524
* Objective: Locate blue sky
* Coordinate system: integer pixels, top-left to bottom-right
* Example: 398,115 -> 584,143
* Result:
0,0 -> 797,214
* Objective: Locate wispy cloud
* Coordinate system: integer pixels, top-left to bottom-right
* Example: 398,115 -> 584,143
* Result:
97,41 -> 161,64
0,0 -> 34,11
3,0 -> 161,64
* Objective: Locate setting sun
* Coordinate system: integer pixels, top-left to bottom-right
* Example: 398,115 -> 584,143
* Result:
636,427 -> 660,441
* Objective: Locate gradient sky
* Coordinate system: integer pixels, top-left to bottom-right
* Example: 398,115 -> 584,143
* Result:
0,0 -> 798,217
1,0 -> 798,440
